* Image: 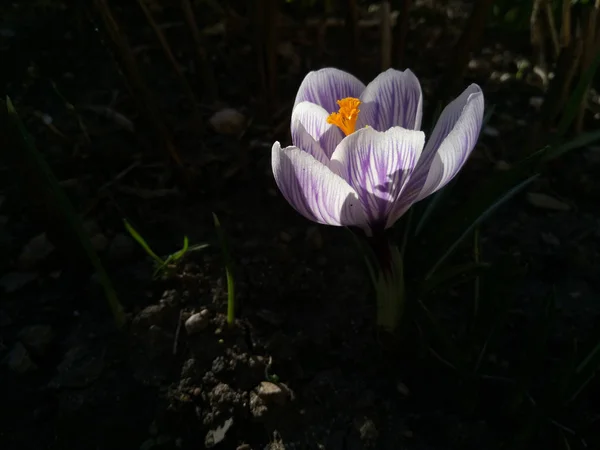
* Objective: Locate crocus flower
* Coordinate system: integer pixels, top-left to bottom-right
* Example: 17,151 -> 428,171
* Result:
272,68 -> 484,235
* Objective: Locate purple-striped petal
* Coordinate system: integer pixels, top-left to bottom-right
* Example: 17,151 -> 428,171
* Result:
293,68 -> 366,116
331,127 -> 424,230
291,102 -> 345,159
357,69 -> 423,132
272,142 -> 368,227
409,84 -> 484,202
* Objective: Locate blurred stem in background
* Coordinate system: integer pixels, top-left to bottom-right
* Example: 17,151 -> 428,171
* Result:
1,97 -> 125,327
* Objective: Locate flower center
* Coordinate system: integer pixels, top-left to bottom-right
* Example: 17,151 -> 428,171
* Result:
326,97 -> 361,136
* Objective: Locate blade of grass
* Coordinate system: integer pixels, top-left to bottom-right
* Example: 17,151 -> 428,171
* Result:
425,174 -> 539,280
213,213 -> 235,326
516,290 -> 556,391
123,219 -> 164,265
6,97 -> 125,327
171,236 -> 190,261
50,81 -> 91,144
413,178 -> 456,236
420,261 -> 490,294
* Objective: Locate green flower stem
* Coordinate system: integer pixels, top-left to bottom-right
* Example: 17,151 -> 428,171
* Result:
365,232 -> 406,332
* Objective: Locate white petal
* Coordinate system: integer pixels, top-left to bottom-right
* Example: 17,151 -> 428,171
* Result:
331,127 -> 424,230
293,68 -> 366,115
272,142 -> 367,227
291,102 -> 344,159
406,84 -> 484,203
357,69 -> 423,132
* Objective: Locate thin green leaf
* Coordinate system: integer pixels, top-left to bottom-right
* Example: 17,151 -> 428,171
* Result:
564,335 -> 600,403
542,129 -> 600,162
213,213 -> 235,326
421,261 -> 490,293
425,174 -> 539,280
576,340 -> 600,375
482,103 -> 496,128
124,219 -> 164,265
516,291 -> 556,391
6,97 -> 125,327
414,178 -> 457,236
414,104 -> 494,237
416,299 -> 467,372
187,243 -> 210,253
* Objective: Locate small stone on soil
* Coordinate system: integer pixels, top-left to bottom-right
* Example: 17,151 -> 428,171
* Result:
204,417 -> 234,448
5,342 -> 37,373
0,271 -> 38,293
107,233 -> 135,261
0,310 -> 12,327
257,381 -> 290,406
50,345 -> 105,389
185,310 -> 210,334
17,233 -> 54,269
396,381 -> 410,397
279,231 -> 292,243
132,304 -> 168,329
18,325 -> 55,355
209,108 -> 247,136
90,233 -> 109,252
526,193 -> 570,211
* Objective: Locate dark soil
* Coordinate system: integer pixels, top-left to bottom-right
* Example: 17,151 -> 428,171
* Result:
1,2 -> 599,450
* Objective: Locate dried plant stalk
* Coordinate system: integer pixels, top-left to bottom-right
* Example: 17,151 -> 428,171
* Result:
527,38 -> 583,151
381,0 -> 392,71
137,0 -> 199,109
574,1 -> 599,133
531,0 -> 547,68
560,0 -> 571,48
254,0 -> 279,117
93,0 -> 183,167
393,0 -> 412,68
181,0 -> 218,104
264,0 -> 279,111
345,0 -> 360,72
544,0 -> 560,58
437,0 -> 495,102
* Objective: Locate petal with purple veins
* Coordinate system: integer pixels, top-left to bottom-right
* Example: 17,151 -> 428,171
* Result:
357,69 -> 423,132
331,127 -> 424,230
293,68 -> 366,116
407,84 -> 484,203
291,102 -> 345,159
272,142 -> 368,227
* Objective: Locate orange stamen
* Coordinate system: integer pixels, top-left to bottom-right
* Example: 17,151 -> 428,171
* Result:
326,97 -> 361,136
